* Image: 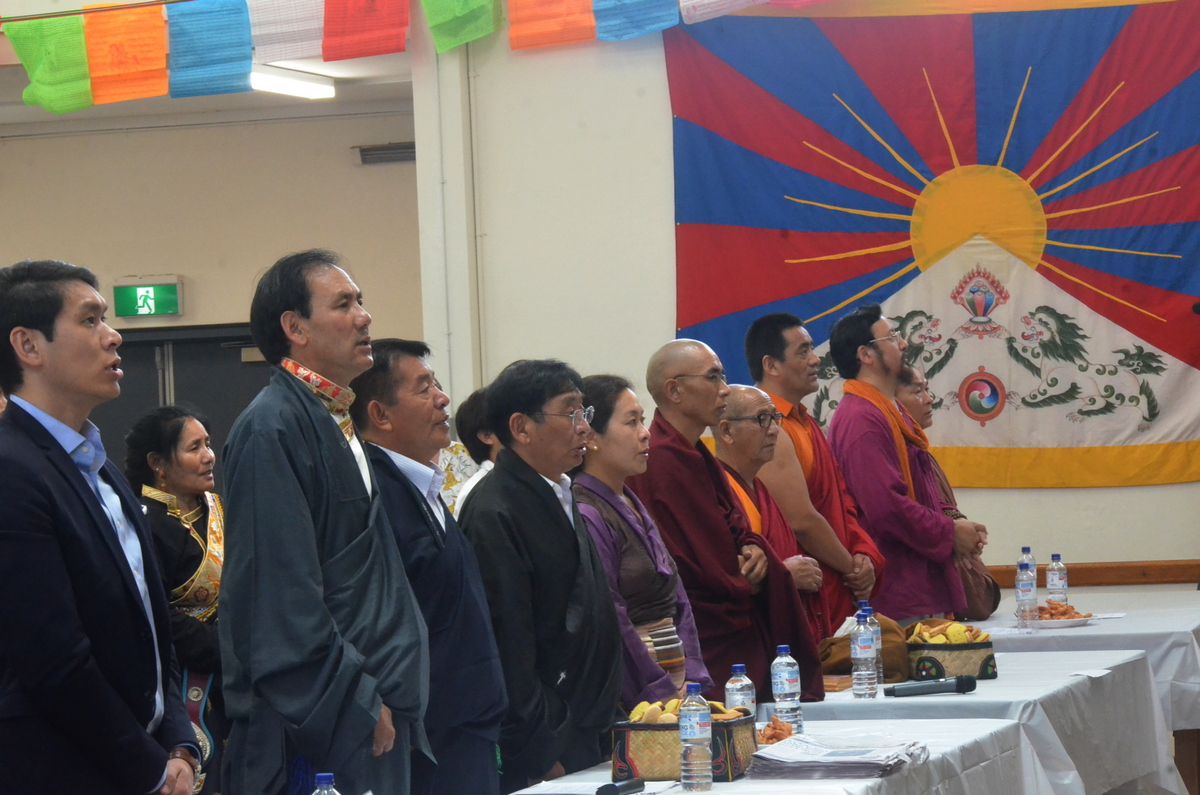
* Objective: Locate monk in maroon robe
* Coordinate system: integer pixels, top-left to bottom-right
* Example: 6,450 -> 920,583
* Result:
713,385 -> 829,641
627,340 -> 823,702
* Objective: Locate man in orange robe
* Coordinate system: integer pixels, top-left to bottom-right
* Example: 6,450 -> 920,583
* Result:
628,340 -> 823,703
712,385 -> 829,641
745,312 -> 886,629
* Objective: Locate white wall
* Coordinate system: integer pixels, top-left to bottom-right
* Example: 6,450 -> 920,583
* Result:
461,30 -> 1200,567
0,112 -> 423,340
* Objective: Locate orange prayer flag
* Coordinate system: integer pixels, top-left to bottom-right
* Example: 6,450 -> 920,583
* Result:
507,0 -> 596,50
82,3 -> 167,105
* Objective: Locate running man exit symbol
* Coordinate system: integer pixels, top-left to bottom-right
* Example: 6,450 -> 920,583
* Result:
136,287 -> 155,315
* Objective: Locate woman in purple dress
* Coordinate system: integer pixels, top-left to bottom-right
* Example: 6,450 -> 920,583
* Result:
572,374 -> 712,708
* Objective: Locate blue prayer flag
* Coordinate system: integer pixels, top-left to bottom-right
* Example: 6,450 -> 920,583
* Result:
167,0 -> 253,98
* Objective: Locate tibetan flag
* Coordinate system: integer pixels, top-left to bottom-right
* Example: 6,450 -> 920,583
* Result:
419,0 -> 499,52
323,0 -> 408,60
167,0 -> 252,98
4,14 -> 93,113
667,0 -> 1200,488
247,0 -> 324,62
594,0 -> 678,40
507,0 -> 595,49
82,3 -> 167,104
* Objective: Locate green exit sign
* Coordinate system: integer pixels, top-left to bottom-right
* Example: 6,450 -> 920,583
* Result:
114,282 -> 182,317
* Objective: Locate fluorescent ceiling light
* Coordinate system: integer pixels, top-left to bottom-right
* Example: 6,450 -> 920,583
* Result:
250,65 -> 335,100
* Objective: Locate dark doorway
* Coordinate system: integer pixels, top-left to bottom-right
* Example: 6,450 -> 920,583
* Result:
89,324 -> 271,492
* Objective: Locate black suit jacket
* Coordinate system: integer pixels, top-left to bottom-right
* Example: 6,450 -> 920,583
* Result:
0,401 -> 195,795
457,447 -> 623,780
367,444 -> 507,740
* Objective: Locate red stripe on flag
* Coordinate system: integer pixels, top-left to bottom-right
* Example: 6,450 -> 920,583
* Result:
323,0 -> 408,60
1039,252 -> 1200,371
676,223 -> 912,328
1044,143 -> 1200,230
664,27 -> 918,209
816,14 -> 977,176
1021,0 -> 1200,189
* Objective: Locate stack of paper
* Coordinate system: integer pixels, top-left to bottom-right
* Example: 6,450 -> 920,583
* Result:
747,734 -> 929,779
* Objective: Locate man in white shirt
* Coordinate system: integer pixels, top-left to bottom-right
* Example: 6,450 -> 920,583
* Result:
457,359 -> 623,793
350,339 -> 507,795
0,259 -> 198,794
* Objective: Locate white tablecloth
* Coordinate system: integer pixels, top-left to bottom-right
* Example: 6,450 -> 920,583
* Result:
514,718 -> 1049,794
976,589 -> 1200,731
797,650 -> 1181,795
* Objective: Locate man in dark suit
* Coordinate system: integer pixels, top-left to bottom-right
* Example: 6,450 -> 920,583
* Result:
0,259 -> 199,795
457,359 -> 623,794
349,339 -> 507,795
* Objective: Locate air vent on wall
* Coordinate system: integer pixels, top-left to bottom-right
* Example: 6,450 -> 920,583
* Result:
355,142 -> 416,164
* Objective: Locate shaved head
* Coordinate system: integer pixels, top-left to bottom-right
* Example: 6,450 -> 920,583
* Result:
646,339 -> 717,402
724,385 -> 770,418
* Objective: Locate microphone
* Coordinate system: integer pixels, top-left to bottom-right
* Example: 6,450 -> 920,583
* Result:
884,674 -> 977,697
1193,302 -> 1200,315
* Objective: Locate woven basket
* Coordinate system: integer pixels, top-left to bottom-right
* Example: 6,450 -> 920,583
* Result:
611,715 -> 756,782
907,641 -> 997,680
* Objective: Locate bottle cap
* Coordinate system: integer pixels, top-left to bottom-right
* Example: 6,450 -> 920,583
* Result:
315,774 -> 335,786
686,682 -> 702,695
731,663 -> 746,674
1018,562 -> 1029,570
776,645 -> 790,655
856,612 -> 867,622
1051,553 -> 1061,561
862,606 -> 874,615
857,600 -> 869,608
1022,546 -> 1031,553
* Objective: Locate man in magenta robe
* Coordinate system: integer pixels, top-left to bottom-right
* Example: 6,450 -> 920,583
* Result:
628,340 -> 823,702
826,304 -> 986,623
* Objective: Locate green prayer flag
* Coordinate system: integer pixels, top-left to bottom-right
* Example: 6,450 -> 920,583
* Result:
4,15 -> 93,114
420,0 -> 501,53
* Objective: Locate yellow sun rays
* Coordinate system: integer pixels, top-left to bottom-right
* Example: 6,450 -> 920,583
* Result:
785,70 -> 1174,325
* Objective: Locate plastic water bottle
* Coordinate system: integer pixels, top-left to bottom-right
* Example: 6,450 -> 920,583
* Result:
679,682 -> 712,791
1018,546 -> 1037,570
770,645 -> 803,730
312,773 -> 341,795
858,601 -> 885,687
851,612 -> 878,698
1015,561 -> 1039,634
1047,554 -> 1068,604
724,663 -> 756,714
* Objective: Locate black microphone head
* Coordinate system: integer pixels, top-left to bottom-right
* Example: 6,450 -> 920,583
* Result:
954,674 -> 978,693
1193,302 -> 1200,315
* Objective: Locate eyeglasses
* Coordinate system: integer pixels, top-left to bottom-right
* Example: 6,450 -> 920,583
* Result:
870,330 -> 901,345
530,405 -> 595,427
726,412 -> 784,429
673,372 -> 728,385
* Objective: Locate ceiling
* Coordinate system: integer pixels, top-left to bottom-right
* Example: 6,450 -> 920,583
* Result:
0,43 -> 414,136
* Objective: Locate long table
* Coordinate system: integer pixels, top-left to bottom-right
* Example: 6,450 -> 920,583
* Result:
975,590 -> 1200,731
975,590 -> 1200,793
796,650 -> 1181,795
514,718 -> 1050,794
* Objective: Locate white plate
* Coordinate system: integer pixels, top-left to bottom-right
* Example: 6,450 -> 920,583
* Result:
1038,617 -> 1093,628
